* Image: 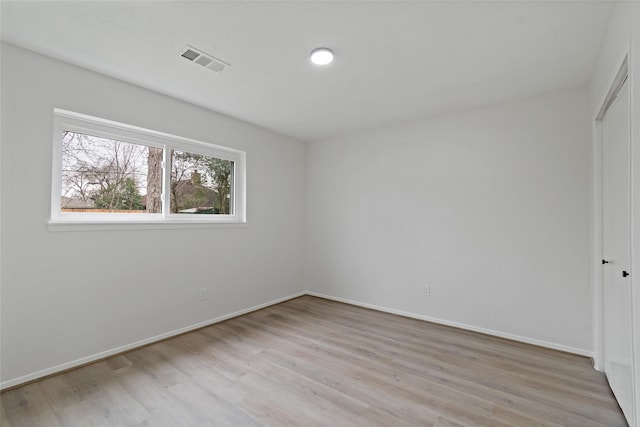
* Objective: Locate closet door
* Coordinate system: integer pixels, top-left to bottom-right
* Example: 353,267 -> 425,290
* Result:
602,77 -> 633,423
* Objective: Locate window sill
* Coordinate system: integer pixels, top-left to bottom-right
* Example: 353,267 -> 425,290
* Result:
47,219 -> 248,232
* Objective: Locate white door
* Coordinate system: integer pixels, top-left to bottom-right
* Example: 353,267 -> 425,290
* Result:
602,77 -> 634,423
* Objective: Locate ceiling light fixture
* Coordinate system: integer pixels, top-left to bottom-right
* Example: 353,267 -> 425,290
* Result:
310,48 -> 334,66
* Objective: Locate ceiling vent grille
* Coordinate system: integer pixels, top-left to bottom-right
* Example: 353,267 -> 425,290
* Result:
180,46 -> 229,73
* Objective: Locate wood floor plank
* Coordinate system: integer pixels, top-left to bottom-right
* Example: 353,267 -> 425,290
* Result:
263,308 -> 619,424
281,299 -> 616,400
283,299 -> 599,383
1,383 -> 61,427
1,296 -> 627,426
1,397 -> 11,427
238,316 -> 526,427
37,374 -> 85,415
54,381 -> 150,427
257,346 -> 463,426
237,362 -> 369,424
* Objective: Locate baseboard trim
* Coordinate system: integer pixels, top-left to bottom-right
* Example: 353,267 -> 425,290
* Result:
1,289 -> 593,390
0,291 -> 306,391
306,291 -> 593,357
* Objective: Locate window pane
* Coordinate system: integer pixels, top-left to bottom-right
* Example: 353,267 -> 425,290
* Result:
61,131 -> 163,214
170,150 -> 234,215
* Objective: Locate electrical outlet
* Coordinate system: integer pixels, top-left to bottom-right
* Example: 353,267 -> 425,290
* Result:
199,288 -> 207,301
422,285 -> 431,297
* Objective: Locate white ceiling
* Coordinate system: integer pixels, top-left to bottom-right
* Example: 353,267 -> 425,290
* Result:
1,1 -> 613,142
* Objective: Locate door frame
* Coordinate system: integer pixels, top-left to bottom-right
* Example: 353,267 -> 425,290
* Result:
592,39 -> 639,425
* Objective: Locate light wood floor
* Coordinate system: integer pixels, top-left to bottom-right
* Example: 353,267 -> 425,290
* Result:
1,296 -> 626,426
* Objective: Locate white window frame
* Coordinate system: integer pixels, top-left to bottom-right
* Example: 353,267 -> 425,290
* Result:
49,109 -> 246,231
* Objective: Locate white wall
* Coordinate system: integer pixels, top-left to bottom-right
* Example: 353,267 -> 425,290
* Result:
589,2 -> 640,425
0,43 -> 306,386
306,86 -> 592,354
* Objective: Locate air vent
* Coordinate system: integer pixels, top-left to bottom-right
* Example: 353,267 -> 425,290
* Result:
180,45 -> 229,73
181,49 -> 199,61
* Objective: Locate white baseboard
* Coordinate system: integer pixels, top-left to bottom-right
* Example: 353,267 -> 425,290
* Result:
306,291 -> 593,358
1,289 -> 593,390
0,291 -> 306,390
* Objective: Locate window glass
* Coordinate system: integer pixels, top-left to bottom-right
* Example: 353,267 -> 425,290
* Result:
61,131 -> 161,214
170,150 -> 234,215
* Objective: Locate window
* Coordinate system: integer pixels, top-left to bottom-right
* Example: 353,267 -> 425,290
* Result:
50,109 -> 246,229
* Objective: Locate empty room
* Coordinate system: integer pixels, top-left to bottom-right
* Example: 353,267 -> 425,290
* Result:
1,1 -> 639,426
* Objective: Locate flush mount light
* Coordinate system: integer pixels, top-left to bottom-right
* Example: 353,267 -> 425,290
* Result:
310,47 -> 334,65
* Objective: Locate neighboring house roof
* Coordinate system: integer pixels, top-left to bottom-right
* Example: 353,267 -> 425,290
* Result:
174,180 -> 220,209
61,196 -> 96,209
141,180 -> 220,210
